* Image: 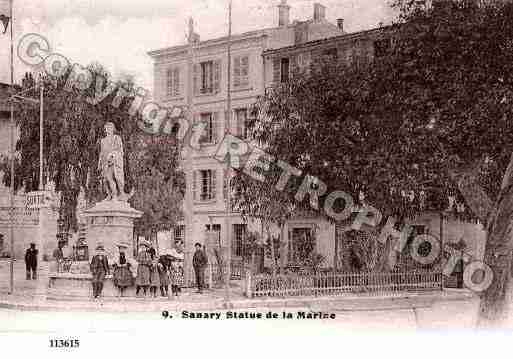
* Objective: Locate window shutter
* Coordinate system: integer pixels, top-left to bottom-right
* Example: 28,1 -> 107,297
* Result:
236,110 -> 243,137
291,55 -> 299,76
272,58 -> 280,84
233,57 -> 241,88
192,170 -> 198,201
287,229 -> 292,263
223,169 -> 228,200
193,64 -> 200,95
173,68 -> 180,96
166,68 -> 172,97
211,170 -> 217,200
213,112 -> 220,143
197,114 -> 208,144
214,60 -> 221,93
241,56 -> 249,87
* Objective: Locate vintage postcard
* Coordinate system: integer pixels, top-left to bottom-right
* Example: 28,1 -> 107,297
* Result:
1,0 -> 513,356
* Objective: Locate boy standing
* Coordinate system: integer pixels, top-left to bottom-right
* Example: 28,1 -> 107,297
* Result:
192,242 -> 208,293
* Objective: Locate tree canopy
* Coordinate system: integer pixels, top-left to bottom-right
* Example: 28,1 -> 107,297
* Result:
1,65 -> 184,236
237,1 -> 513,224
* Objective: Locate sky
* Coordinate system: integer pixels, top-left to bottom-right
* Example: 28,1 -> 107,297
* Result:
0,0 -> 397,94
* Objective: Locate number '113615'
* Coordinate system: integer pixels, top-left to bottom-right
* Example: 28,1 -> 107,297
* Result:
49,339 -> 80,348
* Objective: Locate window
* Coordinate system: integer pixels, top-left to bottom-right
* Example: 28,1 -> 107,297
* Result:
193,169 -> 217,202
280,58 -> 290,83
199,112 -> 216,144
323,48 -> 338,61
201,61 -> 213,93
295,28 -> 308,45
166,67 -> 180,97
205,224 -> 221,247
174,225 -> 185,244
233,55 -> 249,89
0,234 -> 3,253
288,227 -> 315,265
205,224 -> 221,232
235,108 -> 250,139
232,224 -> 247,258
194,60 -> 221,95
374,38 -> 391,58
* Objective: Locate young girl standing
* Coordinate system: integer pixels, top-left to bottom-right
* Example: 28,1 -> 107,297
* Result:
112,242 -> 134,297
149,246 -> 160,298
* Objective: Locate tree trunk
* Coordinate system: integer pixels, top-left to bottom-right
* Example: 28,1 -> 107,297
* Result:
479,185 -> 513,326
451,155 -> 513,327
265,223 -> 277,277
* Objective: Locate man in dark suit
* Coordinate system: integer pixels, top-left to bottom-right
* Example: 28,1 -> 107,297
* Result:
90,244 -> 110,299
192,242 -> 208,293
24,243 -> 38,280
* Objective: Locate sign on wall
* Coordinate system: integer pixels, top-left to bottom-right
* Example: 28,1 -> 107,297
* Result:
25,190 -> 52,209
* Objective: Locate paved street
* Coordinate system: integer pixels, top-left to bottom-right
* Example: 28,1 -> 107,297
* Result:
0,259 -> 495,330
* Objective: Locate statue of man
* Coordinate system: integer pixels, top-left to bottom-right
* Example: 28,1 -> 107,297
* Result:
98,122 -> 125,201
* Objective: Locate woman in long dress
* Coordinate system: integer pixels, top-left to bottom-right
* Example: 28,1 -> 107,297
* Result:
135,241 -> 152,297
112,242 -> 134,297
148,246 -> 160,298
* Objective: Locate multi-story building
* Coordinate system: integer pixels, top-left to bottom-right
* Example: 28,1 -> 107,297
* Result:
148,1 -> 345,272
149,0 -> 486,275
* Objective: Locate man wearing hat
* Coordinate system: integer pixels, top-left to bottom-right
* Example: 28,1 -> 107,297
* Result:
90,243 -> 110,299
193,242 -> 208,294
24,243 -> 38,280
135,240 -> 152,297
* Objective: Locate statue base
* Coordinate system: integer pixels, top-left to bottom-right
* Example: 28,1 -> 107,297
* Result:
82,199 -> 142,261
47,199 -> 142,298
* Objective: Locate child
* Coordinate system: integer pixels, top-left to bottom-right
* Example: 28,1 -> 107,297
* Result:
135,241 -> 151,297
157,255 -> 170,297
112,242 -> 134,297
149,246 -> 160,298
169,258 -> 184,298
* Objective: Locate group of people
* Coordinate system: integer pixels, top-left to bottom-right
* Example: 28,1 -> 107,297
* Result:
133,239 -> 185,298
89,239 -> 208,299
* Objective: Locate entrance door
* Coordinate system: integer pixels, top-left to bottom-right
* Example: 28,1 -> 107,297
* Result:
288,227 -> 315,267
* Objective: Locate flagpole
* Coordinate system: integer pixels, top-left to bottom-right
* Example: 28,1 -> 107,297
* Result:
8,0 -> 15,295
224,0 -> 232,306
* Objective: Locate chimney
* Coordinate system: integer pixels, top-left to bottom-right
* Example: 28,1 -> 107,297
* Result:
278,0 -> 290,27
337,18 -> 344,31
313,3 -> 326,22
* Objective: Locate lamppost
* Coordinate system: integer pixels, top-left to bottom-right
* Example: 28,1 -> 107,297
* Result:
2,84 -> 44,294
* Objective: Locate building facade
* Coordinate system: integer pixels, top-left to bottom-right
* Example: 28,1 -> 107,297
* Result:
149,1 -> 486,275
148,1 -> 344,273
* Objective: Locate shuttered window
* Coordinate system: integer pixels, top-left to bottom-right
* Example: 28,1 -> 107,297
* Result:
195,169 -> 217,202
280,58 -> 290,83
235,108 -> 249,139
272,58 -> 281,84
194,60 -> 221,95
232,224 -> 247,258
166,67 -> 180,97
198,112 -> 218,144
233,55 -> 249,89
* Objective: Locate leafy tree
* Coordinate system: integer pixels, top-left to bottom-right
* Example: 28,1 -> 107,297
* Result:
1,66 -> 184,241
240,0 -> 513,324
129,134 -> 184,238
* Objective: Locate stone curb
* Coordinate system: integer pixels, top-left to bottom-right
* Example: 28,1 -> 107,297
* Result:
0,290 -> 476,313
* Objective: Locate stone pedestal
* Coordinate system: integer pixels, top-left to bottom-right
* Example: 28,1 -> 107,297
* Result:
83,200 -> 142,262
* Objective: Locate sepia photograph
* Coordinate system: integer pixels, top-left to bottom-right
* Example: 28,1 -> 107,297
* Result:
1,0 -> 513,356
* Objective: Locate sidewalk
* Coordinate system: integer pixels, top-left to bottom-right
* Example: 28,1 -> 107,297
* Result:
0,260 -> 478,314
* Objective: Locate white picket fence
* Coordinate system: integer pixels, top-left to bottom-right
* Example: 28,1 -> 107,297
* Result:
246,270 -> 443,298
